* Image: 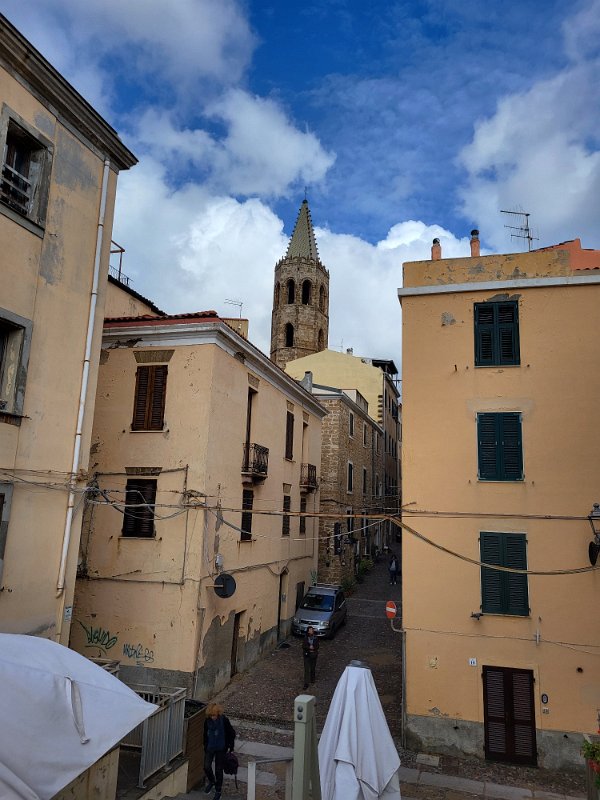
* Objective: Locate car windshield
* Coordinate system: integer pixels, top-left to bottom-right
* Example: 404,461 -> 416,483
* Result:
301,593 -> 334,611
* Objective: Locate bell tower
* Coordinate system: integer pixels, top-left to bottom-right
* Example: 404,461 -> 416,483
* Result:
270,199 -> 329,370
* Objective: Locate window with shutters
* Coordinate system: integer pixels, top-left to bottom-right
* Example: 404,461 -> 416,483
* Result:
299,497 -> 306,535
477,412 -> 523,481
474,301 -> 520,367
362,467 -> 368,495
132,365 -> 168,431
347,462 -> 353,492
282,494 -> 291,536
0,309 -> 32,418
349,412 -> 354,437
0,110 -> 53,231
122,479 -> 157,537
285,410 -> 294,459
480,532 -> 529,615
241,489 -> 253,541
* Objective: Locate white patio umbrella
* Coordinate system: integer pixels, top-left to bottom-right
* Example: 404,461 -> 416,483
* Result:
318,662 -> 401,800
0,633 -> 158,800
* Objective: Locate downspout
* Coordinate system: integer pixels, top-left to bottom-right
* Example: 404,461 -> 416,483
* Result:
55,158 -> 111,637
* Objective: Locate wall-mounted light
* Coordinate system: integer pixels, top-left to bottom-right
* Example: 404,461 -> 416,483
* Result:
587,503 -> 600,565
215,553 -> 224,572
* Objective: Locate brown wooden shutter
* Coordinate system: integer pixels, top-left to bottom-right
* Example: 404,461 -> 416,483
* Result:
149,365 -> 167,430
132,365 -> 167,431
483,666 -> 536,765
122,479 -> 157,537
132,366 -> 151,430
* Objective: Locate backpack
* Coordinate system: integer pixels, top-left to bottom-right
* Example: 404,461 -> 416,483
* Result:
223,750 -> 239,789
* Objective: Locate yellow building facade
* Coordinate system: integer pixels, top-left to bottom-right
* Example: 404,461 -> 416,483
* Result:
0,17 -> 135,642
71,305 -> 325,697
399,236 -> 600,769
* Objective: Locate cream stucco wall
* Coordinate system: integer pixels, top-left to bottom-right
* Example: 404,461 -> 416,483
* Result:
72,320 -> 324,696
400,246 -> 600,766
0,47 -> 129,643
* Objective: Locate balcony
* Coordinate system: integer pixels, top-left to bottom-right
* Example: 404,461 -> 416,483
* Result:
242,442 -> 269,483
300,463 -> 319,492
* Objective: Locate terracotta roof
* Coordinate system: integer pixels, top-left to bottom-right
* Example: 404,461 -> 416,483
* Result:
104,311 -> 219,327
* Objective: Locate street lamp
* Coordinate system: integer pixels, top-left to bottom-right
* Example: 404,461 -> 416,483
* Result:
587,503 -> 600,565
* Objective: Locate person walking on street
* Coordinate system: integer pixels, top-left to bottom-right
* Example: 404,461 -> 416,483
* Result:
389,553 -> 399,585
302,626 -> 319,690
203,702 -> 235,800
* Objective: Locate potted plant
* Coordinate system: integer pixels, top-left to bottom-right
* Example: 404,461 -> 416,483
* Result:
582,737 -> 600,790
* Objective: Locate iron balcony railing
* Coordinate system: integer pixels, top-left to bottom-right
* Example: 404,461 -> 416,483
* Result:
121,684 -> 186,788
300,463 -> 318,490
88,656 -> 120,676
242,442 -> 269,479
108,263 -> 132,287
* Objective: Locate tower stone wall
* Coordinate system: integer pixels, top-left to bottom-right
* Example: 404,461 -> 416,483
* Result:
270,201 -> 329,369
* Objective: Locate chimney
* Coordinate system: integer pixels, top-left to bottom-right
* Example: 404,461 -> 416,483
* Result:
431,238 -> 441,260
470,229 -> 480,258
301,371 -> 313,392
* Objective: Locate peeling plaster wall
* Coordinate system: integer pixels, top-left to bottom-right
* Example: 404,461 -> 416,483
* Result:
0,61 -> 120,643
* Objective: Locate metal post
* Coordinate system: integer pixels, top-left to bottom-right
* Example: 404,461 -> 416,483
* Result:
247,760 -> 257,800
292,694 -> 321,800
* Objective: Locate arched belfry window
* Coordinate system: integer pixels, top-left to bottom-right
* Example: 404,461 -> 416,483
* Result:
318,328 -> 324,350
274,282 -> 280,307
302,280 -> 311,305
285,323 -> 294,347
319,285 -> 325,312
287,279 -> 295,304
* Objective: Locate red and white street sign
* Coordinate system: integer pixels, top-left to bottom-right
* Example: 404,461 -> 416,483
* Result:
385,600 -> 397,619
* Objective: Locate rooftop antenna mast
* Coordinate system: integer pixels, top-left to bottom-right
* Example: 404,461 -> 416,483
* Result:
500,209 -> 538,251
224,299 -> 243,318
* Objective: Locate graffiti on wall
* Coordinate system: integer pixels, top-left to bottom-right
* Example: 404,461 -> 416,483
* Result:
78,621 -> 118,654
122,642 -> 155,666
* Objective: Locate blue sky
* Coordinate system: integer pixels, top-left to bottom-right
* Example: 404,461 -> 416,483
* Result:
4,0 -> 599,368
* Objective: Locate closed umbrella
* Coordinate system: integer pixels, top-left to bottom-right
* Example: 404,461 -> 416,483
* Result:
318,663 -> 401,800
0,634 -> 157,799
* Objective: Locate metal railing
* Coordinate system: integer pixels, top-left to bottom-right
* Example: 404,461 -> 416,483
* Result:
242,442 -> 269,479
121,684 -> 186,788
88,657 -> 120,676
300,463 -> 318,490
1,162 -> 31,215
247,757 -> 293,800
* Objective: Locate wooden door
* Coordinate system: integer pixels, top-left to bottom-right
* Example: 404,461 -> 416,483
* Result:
483,666 -> 537,765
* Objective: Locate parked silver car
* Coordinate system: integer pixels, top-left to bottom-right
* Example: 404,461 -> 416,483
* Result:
292,584 -> 347,638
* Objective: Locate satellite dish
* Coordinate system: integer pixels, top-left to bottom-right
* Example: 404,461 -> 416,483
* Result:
214,573 -> 236,598
589,541 -> 600,566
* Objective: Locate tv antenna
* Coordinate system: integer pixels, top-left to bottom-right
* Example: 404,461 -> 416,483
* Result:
500,209 -> 538,251
224,299 -> 243,318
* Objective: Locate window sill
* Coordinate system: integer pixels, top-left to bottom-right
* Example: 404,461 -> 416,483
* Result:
480,612 -> 530,618
0,202 -> 45,238
0,410 -> 25,426
477,478 -> 524,483
474,364 -> 521,369
130,428 -> 167,433
119,535 -> 156,540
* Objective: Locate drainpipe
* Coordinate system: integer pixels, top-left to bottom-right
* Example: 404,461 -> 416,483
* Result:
55,158 -> 111,638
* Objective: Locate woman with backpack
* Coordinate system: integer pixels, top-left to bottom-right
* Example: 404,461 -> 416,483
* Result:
203,703 -> 235,800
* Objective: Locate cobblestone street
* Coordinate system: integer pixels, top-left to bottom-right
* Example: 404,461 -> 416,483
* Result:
203,560 -> 587,800
214,557 -> 403,735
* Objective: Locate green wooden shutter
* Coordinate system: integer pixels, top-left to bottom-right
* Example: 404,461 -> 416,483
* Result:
480,532 -> 504,613
504,534 -> 529,615
478,413 -> 499,479
499,413 -> 523,480
241,489 -> 253,541
481,532 -> 528,615
497,303 -> 520,365
475,305 -> 495,365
